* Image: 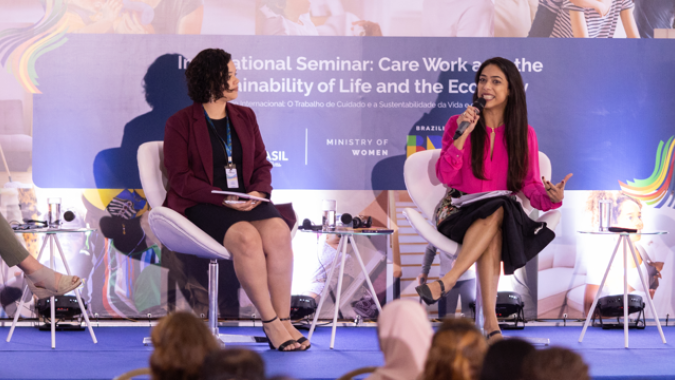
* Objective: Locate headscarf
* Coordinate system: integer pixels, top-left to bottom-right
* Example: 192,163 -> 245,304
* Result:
366,299 -> 434,380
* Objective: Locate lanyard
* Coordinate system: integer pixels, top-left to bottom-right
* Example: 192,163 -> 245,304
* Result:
203,107 -> 233,165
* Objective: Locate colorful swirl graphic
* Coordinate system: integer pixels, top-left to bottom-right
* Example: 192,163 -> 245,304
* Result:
619,136 -> 675,208
0,0 -> 69,94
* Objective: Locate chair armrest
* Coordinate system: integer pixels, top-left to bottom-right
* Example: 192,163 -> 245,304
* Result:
403,208 -> 460,256
535,210 -> 561,231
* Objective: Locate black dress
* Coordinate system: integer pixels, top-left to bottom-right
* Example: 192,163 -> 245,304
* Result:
185,116 -> 281,243
437,195 -> 555,275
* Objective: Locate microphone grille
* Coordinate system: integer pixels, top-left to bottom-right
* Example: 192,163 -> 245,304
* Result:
63,211 -> 75,222
475,97 -> 487,110
340,213 -> 353,225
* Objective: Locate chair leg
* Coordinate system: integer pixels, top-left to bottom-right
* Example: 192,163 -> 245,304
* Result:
208,259 -> 219,337
475,271 -> 484,334
144,259 -> 265,346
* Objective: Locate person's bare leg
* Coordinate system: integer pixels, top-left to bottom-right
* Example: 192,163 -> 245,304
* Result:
426,207 -> 504,300
17,255 -> 80,287
251,217 -> 309,349
583,284 -> 600,318
224,221 -> 299,351
478,229 -> 502,339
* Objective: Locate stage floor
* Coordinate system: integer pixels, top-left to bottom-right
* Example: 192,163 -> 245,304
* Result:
0,324 -> 674,379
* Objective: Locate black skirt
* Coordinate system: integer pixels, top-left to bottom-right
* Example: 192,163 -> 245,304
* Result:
437,196 -> 555,275
185,202 -> 282,243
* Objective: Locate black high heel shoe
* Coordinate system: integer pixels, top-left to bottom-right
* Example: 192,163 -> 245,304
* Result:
486,330 -> 503,345
415,280 -> 445,305
280,317 -> 311,350
262,316 -> 299,351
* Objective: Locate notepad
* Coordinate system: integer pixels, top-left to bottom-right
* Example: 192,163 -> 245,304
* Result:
211,190 -> 270,202
450,190 -> 512,207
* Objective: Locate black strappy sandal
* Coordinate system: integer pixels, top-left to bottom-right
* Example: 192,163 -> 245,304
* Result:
415,280 -> 445,305
262,316 -> 299,351
486,330 -> 503,344
280,317 -> 311,350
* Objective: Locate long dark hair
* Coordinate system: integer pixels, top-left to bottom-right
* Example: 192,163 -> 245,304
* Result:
470,57 -> 529,192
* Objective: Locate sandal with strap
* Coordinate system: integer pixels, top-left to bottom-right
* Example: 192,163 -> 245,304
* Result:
415,280 -> 445,305
280,317 -> 311,350
25,266 -> 82,300
262,316 -> 299,351
486,330 -> 503,345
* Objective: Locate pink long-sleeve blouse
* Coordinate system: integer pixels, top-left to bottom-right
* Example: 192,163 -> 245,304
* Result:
436,115 -> 561,212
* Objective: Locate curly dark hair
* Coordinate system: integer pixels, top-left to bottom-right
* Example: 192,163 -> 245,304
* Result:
185,48 -> 232,103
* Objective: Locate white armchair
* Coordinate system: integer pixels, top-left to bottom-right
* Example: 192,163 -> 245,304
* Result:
402,149 -> 561,324
137,141 -> 263,345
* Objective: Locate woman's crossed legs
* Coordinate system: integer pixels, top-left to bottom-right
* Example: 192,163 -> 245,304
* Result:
427,207 -> 504,335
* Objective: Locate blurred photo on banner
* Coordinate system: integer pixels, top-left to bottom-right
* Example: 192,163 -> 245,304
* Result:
256,0 -> 319,35
527,0 -> 656,37
421,0 -> 495,37
495,0 -> 537,37
310,0 -> 382,36
63,0 -> 204,34
633,0 -> 675,38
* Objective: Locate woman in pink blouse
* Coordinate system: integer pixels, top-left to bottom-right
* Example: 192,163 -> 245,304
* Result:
415,57 -> 572,342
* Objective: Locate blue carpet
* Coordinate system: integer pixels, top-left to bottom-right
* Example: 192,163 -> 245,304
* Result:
0,325 -> 673,379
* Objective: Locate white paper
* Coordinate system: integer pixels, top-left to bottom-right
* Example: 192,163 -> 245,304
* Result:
450,190 -> 513,207
211,190 -> 270,202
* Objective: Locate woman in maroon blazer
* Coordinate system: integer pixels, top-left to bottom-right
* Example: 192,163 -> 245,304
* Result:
164,48 -> 306,351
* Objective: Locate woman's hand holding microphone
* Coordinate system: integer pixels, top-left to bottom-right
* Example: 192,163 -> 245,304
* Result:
453,105 -> 481,150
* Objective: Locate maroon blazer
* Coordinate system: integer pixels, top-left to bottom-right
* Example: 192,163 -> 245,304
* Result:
163,102 -> 273,215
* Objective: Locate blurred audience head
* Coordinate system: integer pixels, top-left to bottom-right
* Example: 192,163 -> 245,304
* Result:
479,338 -> 535,380
436,316 -> 480,335
149,312 -> 220,380
521,347 -> 590,380
201,348 -> 265,380
366,299 -> 433,380
422,318 -> 487,380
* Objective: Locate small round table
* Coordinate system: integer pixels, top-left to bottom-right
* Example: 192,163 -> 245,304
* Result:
7,228 -> 97,348
577,230 -> 667,348
303,228 -> 392,349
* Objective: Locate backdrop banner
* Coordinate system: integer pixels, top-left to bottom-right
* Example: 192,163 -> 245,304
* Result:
32,35 -> 675,192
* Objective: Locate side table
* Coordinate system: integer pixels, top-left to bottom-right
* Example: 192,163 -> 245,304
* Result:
304,228 -> 392,349
577,230 -> 667,348
7,228 -> 98,348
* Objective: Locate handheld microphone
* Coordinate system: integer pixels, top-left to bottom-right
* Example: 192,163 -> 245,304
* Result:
339,213 -> 373,228
300,218 -> 322,231
340,213 -> 353,225
453,98 -> 487,140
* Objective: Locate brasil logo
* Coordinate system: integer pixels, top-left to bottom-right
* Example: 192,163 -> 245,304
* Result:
407,135 -> 442,157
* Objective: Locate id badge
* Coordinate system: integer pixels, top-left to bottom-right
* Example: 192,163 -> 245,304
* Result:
225,166 -> 239,189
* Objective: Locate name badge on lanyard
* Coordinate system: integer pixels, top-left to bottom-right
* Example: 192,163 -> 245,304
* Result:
204,107 -> 239,189
225,160 -> 239,189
